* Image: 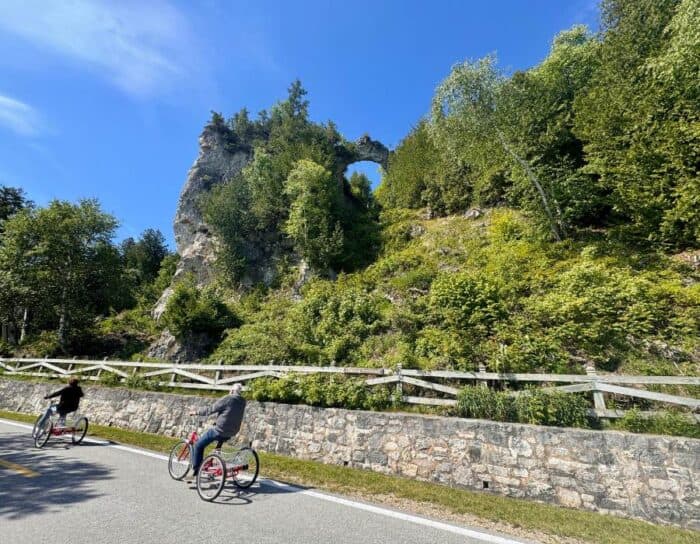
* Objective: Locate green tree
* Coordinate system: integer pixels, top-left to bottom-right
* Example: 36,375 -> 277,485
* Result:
121,228 -> 169,285
0,186 -> 33,233
284,160 -> 343,271
376,122 -> 440,210
161,275 -> 237,341
574,0 -> 699,246
202,174 -> 254,281
498,26 -> 606,230
0,199 -> 120,348
431,55 -> 566,240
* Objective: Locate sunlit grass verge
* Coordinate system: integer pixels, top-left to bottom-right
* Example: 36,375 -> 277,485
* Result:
1,409 -> 695,544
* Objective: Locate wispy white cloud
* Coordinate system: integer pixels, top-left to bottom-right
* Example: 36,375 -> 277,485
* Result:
0,0 -> 199,97
0,94 -> 42,136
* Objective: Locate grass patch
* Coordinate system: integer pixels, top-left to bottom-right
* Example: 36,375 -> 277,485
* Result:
0,409 -> 695,543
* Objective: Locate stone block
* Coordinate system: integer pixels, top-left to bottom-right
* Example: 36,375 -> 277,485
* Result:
556,488 -> 582,508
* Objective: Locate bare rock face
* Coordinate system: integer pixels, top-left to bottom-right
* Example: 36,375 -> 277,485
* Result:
146,330 -> 212,364
338,134 -> 391,172
153,123 -> 252,319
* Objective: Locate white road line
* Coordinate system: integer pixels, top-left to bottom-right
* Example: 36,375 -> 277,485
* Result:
1,418 -> 530,544
268,480 -> 530,544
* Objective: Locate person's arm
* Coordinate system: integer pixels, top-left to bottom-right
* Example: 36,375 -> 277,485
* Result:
194,397 -> 227,417
45,387 -> 67,400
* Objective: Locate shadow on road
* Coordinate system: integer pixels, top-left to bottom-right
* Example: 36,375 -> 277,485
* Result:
195,478 -> 303,506
0,432 -> 113,520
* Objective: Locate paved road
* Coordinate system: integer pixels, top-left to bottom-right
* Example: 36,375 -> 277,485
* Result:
0,420 -> 534,544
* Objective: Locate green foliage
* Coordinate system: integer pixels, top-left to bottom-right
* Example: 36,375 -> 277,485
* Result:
456,386 -> 590,428
121,229 -> 169,285
124,373 -> 162,391
138,253 -> 179,306
161,275 -> 238,341
203,81 -> 380,282
0,185 -> 33,231
15,331 -> 63,357
89,306 -> 160,360
429,272 -> 504,333
376,122 -> 439,210
284,160 -> 344,270
289,279 -> 386,365
0,339 -> 13,357
612,408 -> 700,438
0,199 -> 122,348
247,374 -> 392,411
99,372 -> 122,387
574,0 -> 700,247
202,174 -> 254,280
211,294 -> 294,365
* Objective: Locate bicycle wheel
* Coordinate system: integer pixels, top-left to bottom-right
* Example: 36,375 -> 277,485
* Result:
231,447 -> 259,489
168,440 -> 192,480
196,453 -> 226,501
31,414 -> 43,438
34,419 -> 52,448
71,417 -> 88,444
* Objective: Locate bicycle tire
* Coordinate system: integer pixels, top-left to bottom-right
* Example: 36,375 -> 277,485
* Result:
168,440 -> 192,480
34,420 -> 52,448
31,414 -> 43,438
71,417 -> 88,444
196,453 -> 226,502
231,447 -> 259,489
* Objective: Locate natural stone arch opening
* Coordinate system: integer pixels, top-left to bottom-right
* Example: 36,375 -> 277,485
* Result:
345,160 -> 384,190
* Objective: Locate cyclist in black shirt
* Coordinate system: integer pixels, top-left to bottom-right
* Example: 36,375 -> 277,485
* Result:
40,378 -> 84,427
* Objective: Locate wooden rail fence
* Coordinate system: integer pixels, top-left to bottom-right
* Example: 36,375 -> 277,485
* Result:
1,357 -> 698,421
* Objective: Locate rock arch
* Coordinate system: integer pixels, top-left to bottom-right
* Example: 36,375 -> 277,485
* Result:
153,125 -> 391,320
338,134 -> 391,173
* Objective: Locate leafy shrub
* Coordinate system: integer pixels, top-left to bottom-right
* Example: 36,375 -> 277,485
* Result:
456,386 -> 590,428
429,272 -> 504,334
456,386 -> 516,421
414,327 -> 474,370
289,280 -> 386,365
162,276 -> 238,341
514,387 -> 589,428
17,331 -> 63,357
0,339 -> 13,357
612,408 -> 700,439
99,372 -> 122,387
247,374 -> 391,411
124,374 -> 162,391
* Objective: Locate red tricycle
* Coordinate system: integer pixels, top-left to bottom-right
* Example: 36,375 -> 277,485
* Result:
168,420 -> 259,502
32,404 -> 89,448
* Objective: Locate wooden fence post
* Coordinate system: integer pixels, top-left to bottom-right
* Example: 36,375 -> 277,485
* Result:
395,364 -> 403,403
586,364 -> 607,415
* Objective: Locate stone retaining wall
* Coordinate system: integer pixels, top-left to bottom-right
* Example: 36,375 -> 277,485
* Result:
1,378 -> 697,529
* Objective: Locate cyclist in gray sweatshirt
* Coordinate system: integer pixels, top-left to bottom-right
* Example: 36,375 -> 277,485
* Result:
187,383 -> 246,479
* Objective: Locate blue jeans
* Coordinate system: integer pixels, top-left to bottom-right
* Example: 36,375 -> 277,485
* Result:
191,427 -> 228,473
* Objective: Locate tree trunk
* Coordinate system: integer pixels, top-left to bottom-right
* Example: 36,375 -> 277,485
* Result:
496,132 -> 565,241
19,307 -> 28,344
57,286 -> 68,349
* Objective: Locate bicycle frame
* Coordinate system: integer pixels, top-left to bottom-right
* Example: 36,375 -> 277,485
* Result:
44,406 -> 83,435
175,419 -> 252,479
200,456 -> 249,478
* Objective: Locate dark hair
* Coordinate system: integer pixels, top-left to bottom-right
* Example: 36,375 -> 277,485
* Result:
69,378 -> 79,386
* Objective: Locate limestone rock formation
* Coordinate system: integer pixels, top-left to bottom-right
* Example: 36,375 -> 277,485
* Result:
338,134 -> 391,172
153,122 -> 251,319
151,119 -> 390,362
155,126 -> 390,320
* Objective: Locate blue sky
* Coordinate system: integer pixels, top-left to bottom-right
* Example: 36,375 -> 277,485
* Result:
0,0 -> 598,248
